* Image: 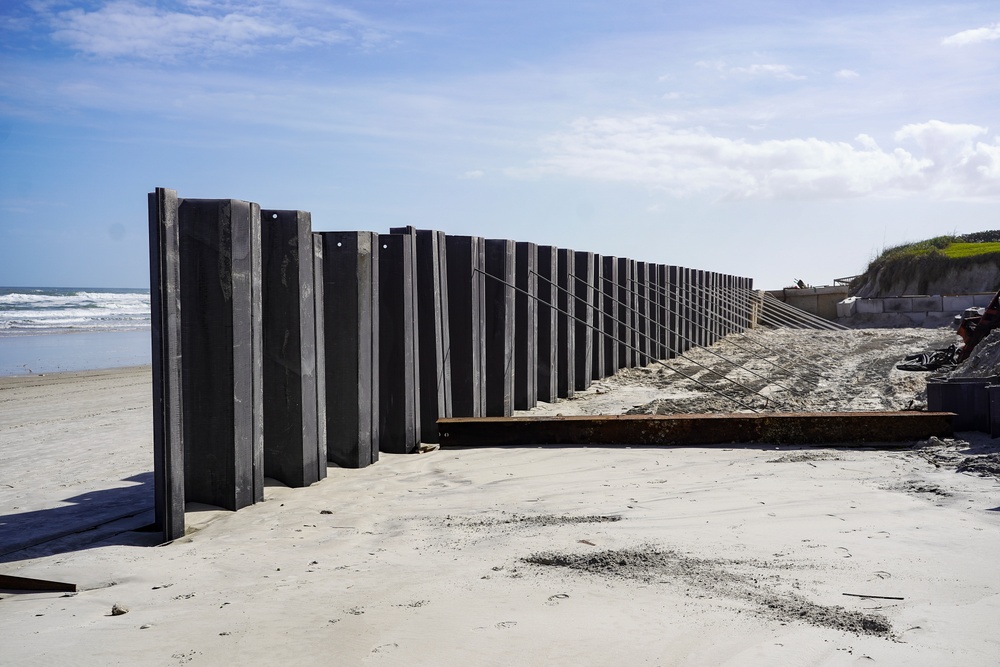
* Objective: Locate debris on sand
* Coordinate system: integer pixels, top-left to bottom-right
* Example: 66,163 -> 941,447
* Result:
523,547 -> 893,637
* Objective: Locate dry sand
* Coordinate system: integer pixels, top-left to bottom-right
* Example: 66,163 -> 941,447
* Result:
2,329 -> 999,666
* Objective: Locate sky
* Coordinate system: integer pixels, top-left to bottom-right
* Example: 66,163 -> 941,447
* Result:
1,1 -> 998,290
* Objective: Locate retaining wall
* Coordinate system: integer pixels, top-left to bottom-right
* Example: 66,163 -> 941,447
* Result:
149,187 -> 756,541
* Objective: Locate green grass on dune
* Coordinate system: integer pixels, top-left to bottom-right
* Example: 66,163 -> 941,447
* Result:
850,231 -> 1000,296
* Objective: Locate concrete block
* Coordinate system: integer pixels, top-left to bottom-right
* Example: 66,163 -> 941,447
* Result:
943,295 -> 976,312
446,236 -> 487,417
378,234 -> 420,453
484,239 -> 515,417
318,231 -> 379,468
536,246 -> 559,402
911,296 -> 943,312
148,187 -> 185,541
261,209 -> 321,488
973,293 -> 995,308
837,297 -> 857,318
883,297 -> 913,313
514,242 -> 538,410
855,299 -> 884,314
177,197 -> 263,511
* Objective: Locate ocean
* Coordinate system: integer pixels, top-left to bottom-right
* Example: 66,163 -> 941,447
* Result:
0,287 -> 152,376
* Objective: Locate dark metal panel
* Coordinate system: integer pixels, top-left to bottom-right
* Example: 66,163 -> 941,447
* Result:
590,254 -> 604,380
601,256 -> 619,376
535,246 -> 559,403
318,231 -> 379,468
312,234 -> 327,481
445,235 -> 486,417
148,187 -> 185,541
378,235 -> 420,453
484,239 -> 515,417
573,251 -> 594,390
514,242 -> 538,410
556,248 -> 576,397
390,227 -> 454,443
176,198 -> 262,511
260,209 -> 320,488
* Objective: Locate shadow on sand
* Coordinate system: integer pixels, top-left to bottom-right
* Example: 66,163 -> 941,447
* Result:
0,472 -> 159,564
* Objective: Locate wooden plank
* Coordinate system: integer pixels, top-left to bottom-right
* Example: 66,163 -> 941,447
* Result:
438,412 -> 954,447
0,574 -> 77,593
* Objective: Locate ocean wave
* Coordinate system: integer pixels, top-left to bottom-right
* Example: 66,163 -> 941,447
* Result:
0,288 -> 151,334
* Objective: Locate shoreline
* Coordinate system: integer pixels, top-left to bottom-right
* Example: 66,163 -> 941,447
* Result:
0,329 -> 152,377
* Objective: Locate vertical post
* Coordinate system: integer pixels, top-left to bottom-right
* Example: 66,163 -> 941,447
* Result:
148,187 -> 185,541
318,231 -> 379,468
657,265 -> 669,360
445,236 -> 486,418
635,261 -> 649,366
484,239 -> 515,417
646,262 -> 659,361
617,258 -> 633,368
378,235 -> 420,453
601,256 -> 619,376
667,265 -> 679,359
536,246 -> 559,403
390,227 -> 453,443
514,242 -> 538,410
260,209 -> 321,488
574,251 -> 594,390
177,197 -> 263,511
312,235 -> 327,481
557,248 -> 576,397
590,254 -> 604,381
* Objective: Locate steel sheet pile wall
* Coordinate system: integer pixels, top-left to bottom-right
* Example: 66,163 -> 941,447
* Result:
150,188 -> 753,541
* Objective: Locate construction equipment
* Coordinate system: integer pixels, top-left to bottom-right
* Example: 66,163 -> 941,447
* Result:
956,288 -> 1000,362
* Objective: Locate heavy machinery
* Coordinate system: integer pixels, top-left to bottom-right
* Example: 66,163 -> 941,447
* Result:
956,288 -> 1000,362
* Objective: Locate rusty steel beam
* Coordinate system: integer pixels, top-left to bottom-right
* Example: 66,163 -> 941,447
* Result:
438,412 -> 953,447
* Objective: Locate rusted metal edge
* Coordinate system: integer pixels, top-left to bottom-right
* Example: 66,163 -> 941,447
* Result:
0,574 -> 77,593
437,412 -> 954,448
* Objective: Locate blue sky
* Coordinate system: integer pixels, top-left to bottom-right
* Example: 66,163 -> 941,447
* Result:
1,1 -> 998,289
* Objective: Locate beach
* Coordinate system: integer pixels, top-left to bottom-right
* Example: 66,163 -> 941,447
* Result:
2,330 -> 1000,665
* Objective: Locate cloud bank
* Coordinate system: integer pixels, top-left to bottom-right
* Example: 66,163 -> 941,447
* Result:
35,0 -> 385,60
522,118 -> 1000,200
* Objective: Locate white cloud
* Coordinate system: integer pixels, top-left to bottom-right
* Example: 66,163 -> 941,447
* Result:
942,23 -> 1000,46
460,169 -> 485,179
696,59 -> 805,81
517,117 -> 1000,200
37,0 -> 384,60
834,69 -> 859,79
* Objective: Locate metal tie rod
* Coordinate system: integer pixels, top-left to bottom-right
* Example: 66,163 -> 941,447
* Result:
490,268 -> 769,412
637,273 -> 823,386
555,268 -> 798,400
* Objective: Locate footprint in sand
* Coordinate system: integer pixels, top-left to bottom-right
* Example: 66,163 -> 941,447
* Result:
371,643 -> 398,654
496,621 -> 517,629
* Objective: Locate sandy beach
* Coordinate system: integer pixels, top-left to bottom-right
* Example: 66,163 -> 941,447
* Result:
2,329 -> 999,665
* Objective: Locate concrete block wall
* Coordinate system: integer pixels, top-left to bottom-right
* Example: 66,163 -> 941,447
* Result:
838,293 -> 997,326
149,187 -> 755,542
